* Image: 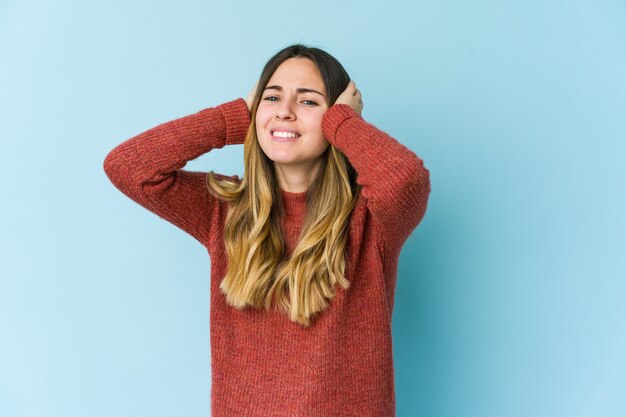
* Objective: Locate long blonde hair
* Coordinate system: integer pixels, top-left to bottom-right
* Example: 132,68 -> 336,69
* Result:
206,44 -> 360,327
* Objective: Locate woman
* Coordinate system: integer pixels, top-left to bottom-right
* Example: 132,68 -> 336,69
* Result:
103,43 -> 430,417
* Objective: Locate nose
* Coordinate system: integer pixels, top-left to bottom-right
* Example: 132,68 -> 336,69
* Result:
275,98 -> 295,120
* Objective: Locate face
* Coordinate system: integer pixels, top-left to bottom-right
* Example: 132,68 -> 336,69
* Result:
255,57 -> 330,172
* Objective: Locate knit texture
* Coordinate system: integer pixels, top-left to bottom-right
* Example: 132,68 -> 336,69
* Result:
103,97 -> 431,417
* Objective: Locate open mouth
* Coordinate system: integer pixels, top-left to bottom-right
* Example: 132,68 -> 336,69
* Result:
271,130 -> 302,139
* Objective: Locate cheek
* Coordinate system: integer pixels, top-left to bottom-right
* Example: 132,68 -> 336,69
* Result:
307,115 -> 325,133
255,105 -> 271,125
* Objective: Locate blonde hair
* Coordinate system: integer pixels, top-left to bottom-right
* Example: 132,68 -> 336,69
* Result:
206,121 -> 360,327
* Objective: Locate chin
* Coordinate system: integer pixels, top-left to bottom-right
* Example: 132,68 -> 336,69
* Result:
268,155 -> 298,165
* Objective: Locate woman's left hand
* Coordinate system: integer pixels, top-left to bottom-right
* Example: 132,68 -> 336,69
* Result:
334,80 -> 363,116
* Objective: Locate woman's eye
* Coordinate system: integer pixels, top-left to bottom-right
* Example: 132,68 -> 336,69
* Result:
263,96 -> 317,106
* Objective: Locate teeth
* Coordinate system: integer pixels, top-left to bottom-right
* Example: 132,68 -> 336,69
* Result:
272,131 -> 300,138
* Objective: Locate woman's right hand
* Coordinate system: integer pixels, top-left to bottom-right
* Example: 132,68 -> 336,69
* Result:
245,79 -> 260,113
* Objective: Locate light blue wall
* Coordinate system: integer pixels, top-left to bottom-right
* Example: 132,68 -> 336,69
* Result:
1,1 -> 624,416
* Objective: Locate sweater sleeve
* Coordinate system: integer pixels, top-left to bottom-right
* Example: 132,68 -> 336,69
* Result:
103,97 -> 251,246
321,104 -> 431,255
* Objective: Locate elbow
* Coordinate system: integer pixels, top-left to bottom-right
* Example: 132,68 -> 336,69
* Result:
408,153 -> 431,198
102,150 -> 115,177
407,155 -> 431,223
102,147 -> 135,191
102,149 -> 121,184
419,159 -> 431,198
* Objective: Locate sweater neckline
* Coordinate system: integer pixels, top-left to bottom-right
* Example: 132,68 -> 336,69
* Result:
279,188 -> 308,216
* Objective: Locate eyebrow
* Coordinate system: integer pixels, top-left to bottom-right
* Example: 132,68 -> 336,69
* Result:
263,85 -> 326,98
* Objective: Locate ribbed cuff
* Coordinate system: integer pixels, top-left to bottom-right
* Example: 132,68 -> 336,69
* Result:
321,104 -> 361,142
217,98 -> 251,145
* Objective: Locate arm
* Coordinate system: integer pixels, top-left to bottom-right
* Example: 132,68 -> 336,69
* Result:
321,103 -> 431,256
102,97 -> 251,246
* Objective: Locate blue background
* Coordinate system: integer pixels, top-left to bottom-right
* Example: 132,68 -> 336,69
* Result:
1,1 -> 625,416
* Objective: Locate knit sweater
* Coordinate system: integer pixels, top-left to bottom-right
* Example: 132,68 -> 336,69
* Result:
103,97 -> 431,417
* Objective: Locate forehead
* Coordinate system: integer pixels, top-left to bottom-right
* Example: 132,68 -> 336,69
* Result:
267,58 -> 325,92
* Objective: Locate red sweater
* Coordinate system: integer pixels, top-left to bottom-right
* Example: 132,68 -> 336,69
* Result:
103,97 -> 430,417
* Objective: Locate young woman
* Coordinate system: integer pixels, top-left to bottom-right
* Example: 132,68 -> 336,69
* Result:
103,43 -> 430,417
